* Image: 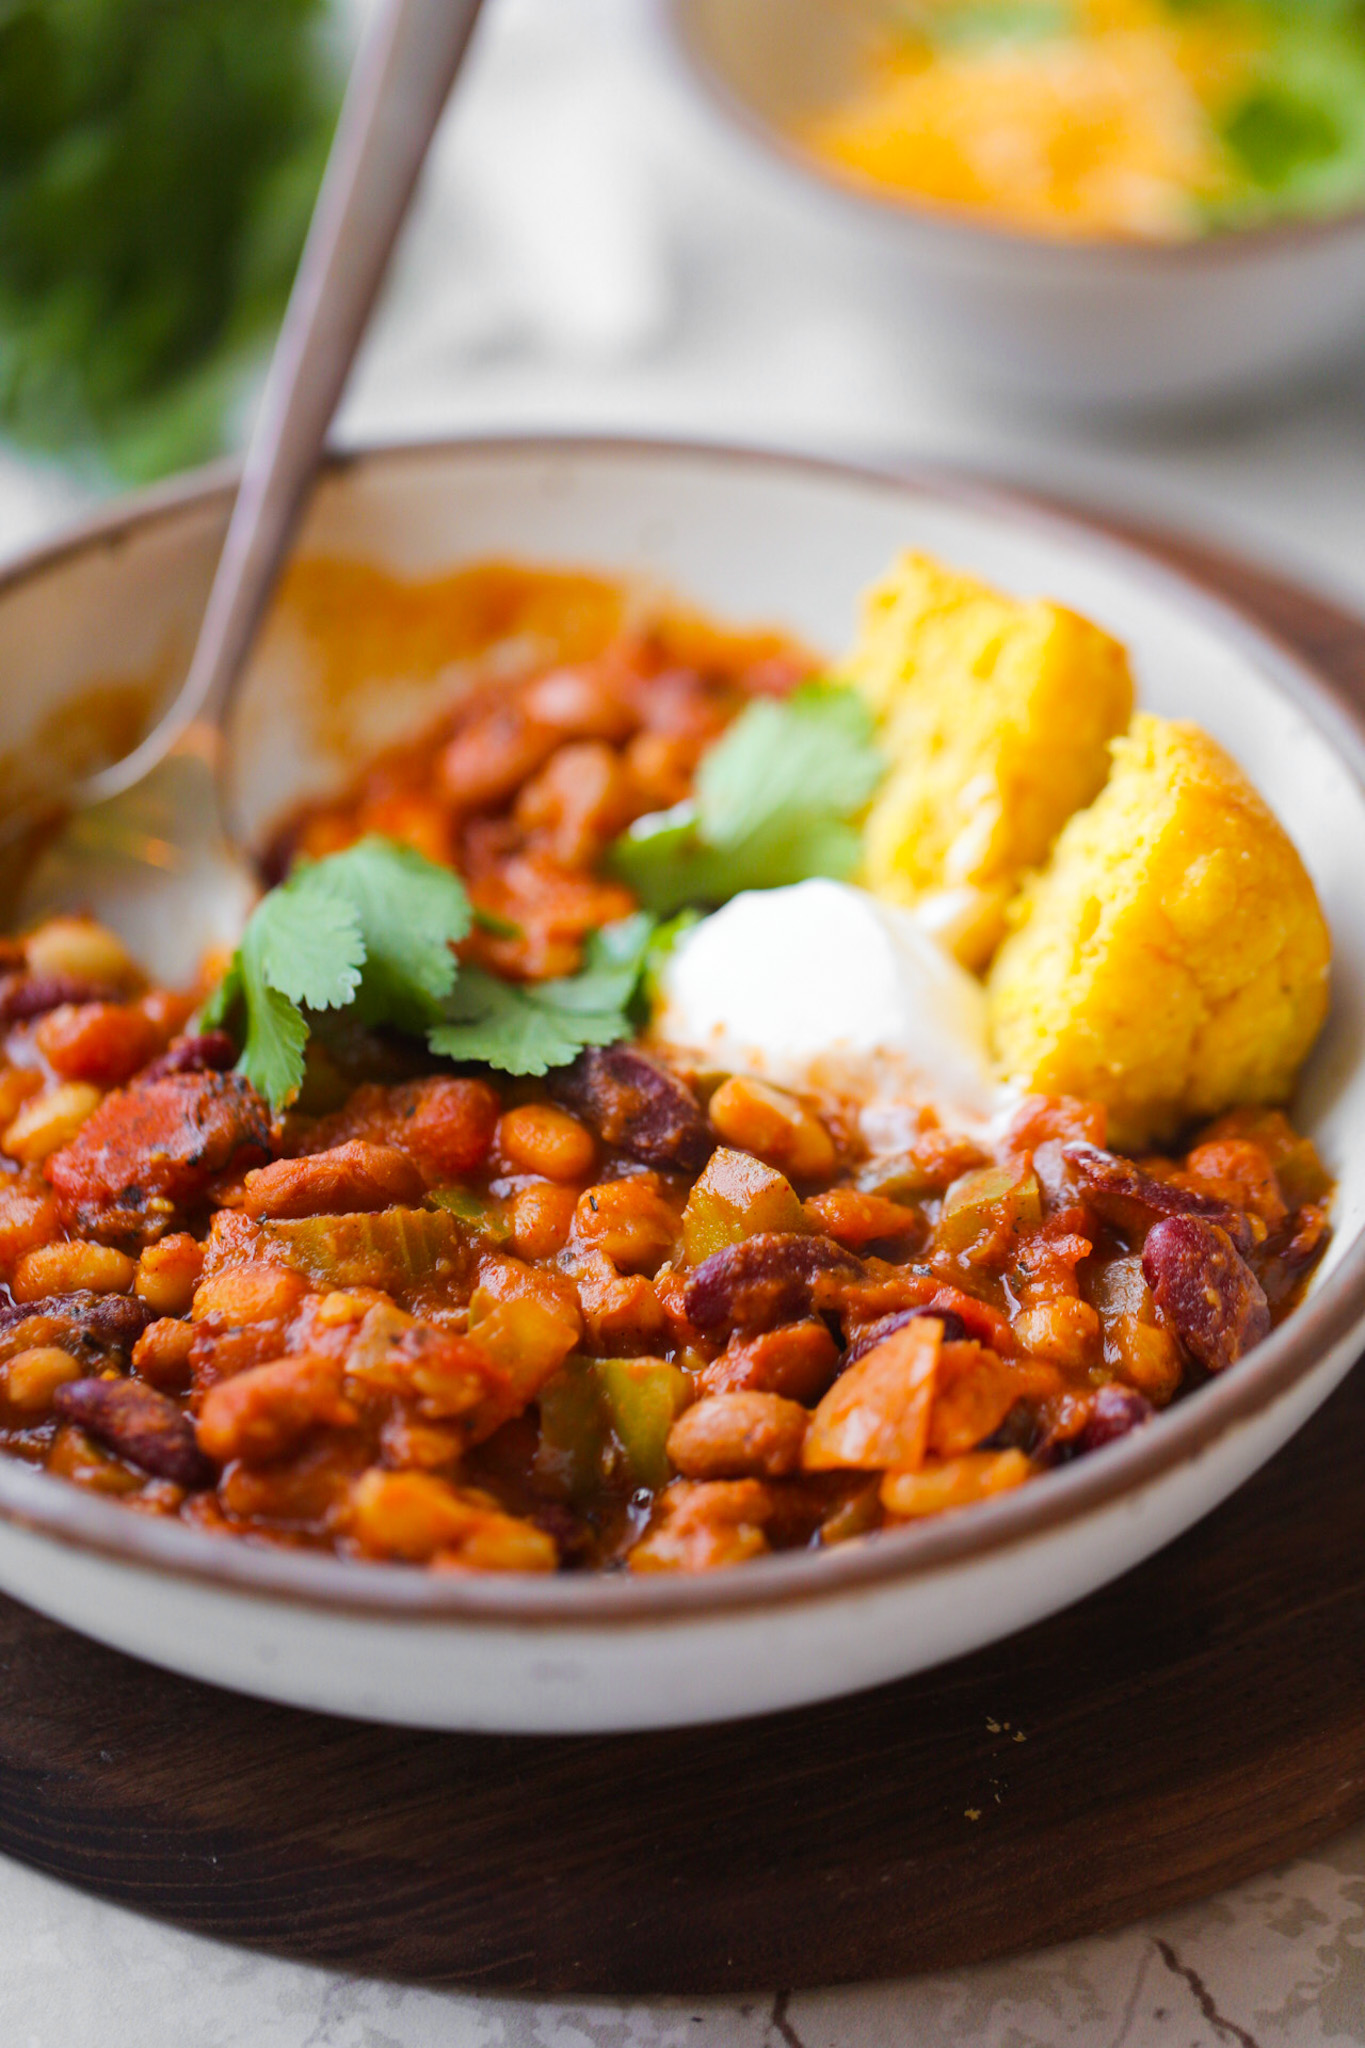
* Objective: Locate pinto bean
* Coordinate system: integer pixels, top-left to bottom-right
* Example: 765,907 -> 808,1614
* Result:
667,1392 -> 808,1480
571,1180 -> 677,1274
627,1478 -> 774,1572
53,1376 -> 212,1487
5,1346 -> 82,1411
240,1140 -> 426,1219
551,1044 -> 713,1174
1062,1143 -> 1254,1255
683,1232 -> 863,1335
514,740 -> 640,867
401,1078 -> 500,1179
46,1071 -> 271,1245
698,1320 -> 840,1401
138,1031 -> 237,1082
437,706 -> 559,809
131,1317 -> 196,1390
24,918 -> 137,988
1141,1215 -> 1270,1373
0,1179 -> 59,1269
11,1240 -> 135,1301
521,667 -> 637,741
803,1188 -> 918,1250
197,1353 -> 355,1465
708,1077 -> 836,1183
35,1002 -> 164,1087
497,1103 -> 596,1183
5,1082 -> 104,1164
346,1468 -> 557,1568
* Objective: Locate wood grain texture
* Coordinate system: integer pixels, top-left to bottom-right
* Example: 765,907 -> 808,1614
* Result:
0,520 -> 1362,1994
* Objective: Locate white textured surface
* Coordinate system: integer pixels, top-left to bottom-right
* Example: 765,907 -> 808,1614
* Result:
4,0 -> 1365,2033
3,1832 -> 1365,2045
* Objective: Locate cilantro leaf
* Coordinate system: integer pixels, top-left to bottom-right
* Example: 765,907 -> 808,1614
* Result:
204,862 -> 364,1106
205,836 -> 472,1110
427,971 -> 625,1078
250,867 -> 366,1011
428,914 -> 656,1077
610,683 -> 884,916
236,940 -> 312,1110
308,836 -> 470,1030
206,838 -> 643,1101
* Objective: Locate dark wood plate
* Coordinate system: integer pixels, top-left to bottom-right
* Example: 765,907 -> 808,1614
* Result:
0,511 -> 1361,1994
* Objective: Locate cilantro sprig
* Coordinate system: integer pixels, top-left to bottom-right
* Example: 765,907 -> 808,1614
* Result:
608,681 -> 885,917
203,837 -> 655,1108
430,913 -> 656,1078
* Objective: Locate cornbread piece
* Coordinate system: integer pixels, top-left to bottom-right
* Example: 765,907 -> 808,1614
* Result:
988,716 -> 1331,1148
846,551 -> 1133,966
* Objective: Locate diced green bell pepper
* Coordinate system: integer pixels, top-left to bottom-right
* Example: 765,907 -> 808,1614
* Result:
937,1162 -> 1042,1258
535,1358 -> 609,1502
427,1186 -> 512,1246
595,1357 -> 691,1492
261,1208 -> 460,1290
681,1146 -> 807,1264
534,1356 -> 692,1500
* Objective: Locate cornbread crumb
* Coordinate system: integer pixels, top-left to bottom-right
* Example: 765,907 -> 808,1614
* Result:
846,552 -> 1133,966
987,715 -> 1331,1148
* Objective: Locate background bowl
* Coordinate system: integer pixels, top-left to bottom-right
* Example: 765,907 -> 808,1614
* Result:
663,0 -> 1365,413
1,435 -> 1364,1732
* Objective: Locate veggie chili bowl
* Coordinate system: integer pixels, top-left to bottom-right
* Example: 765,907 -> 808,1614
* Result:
1,439 -> 1364,1732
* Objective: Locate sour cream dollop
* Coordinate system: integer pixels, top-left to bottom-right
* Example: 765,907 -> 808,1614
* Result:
653,879 -> 996,1117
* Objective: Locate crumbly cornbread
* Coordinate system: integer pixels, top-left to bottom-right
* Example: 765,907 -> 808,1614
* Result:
847,552 -> 1134,967
987,714 -> 1331,1148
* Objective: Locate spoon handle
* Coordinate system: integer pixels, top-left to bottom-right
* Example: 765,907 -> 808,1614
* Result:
84,0 -> 485,806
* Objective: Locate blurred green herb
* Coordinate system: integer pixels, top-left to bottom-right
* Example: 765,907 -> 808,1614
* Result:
609,682 -> 885,918
1206,5 -> 1365,226
0,0 -> 340,481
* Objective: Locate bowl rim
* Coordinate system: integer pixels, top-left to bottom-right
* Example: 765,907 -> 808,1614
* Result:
2,428 -> 1364,1629
657,0 -> 1365,266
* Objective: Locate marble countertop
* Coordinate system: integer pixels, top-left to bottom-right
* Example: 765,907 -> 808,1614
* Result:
3,2 -> 1365,2039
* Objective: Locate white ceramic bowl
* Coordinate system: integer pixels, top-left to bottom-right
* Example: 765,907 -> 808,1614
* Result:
1,436 -> 1364,1732
663,0 -> 1365,412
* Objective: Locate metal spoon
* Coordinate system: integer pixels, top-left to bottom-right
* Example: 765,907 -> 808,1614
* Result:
8,0 -> 484,979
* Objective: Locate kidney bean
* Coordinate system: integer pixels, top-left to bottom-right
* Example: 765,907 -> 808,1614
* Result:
1257,1202 -> 1332,1310
53,1376 -> 212,1488
683,1232 -> 863,1335
1076,1384 -> 1155,1453
1062,1143 -> 1254,1255
1142,1215 -> 1270,1373
552,1045 -> 713,1174
138,1031 -> 237,1082
0,972 -> 121,1025
0,1290 -> 152,1356
842,1304 -> 968,1369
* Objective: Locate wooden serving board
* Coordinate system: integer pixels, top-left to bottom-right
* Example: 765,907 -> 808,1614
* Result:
1,515 -> 1363,1994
